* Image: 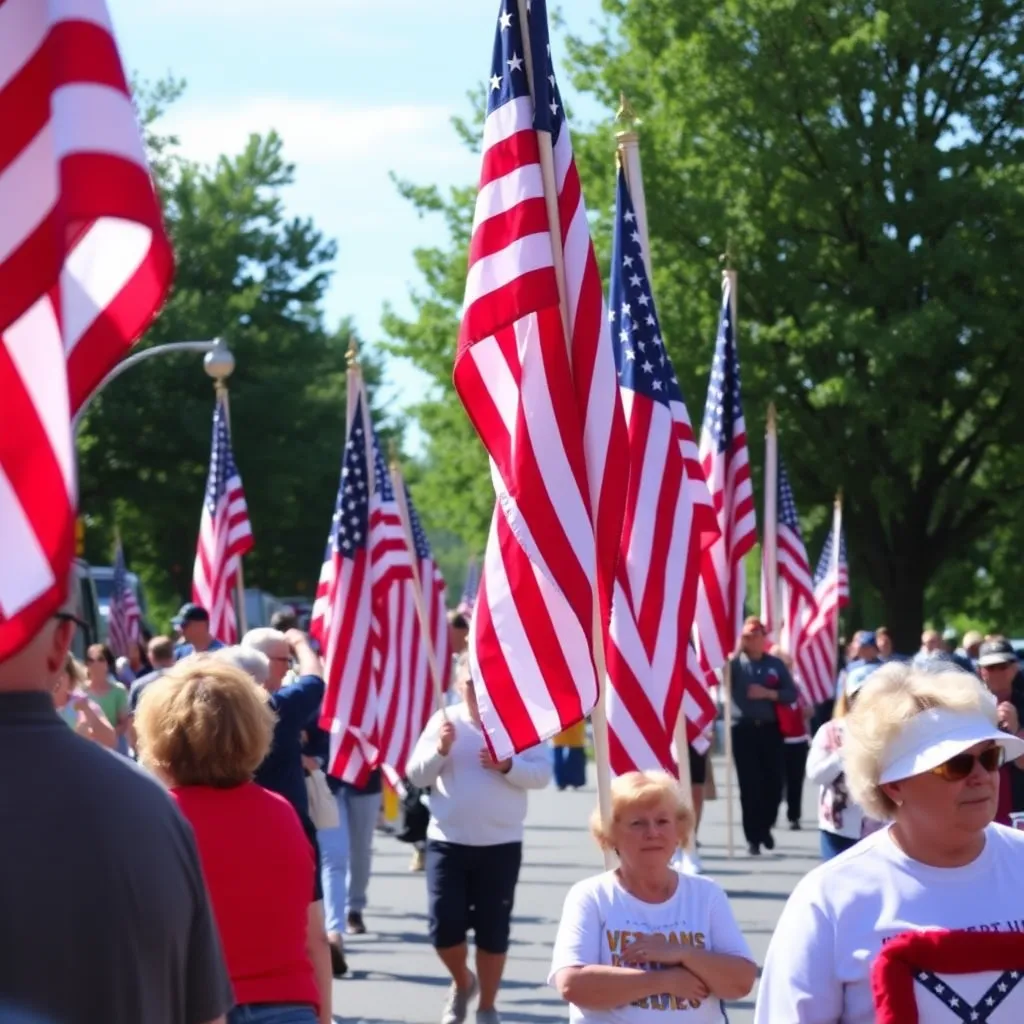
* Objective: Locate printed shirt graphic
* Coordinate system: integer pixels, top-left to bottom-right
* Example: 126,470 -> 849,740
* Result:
755,825 -> 1024,1024
549,870 -> 752,1022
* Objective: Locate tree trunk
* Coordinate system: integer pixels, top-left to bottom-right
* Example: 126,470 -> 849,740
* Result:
878,561 -> 926,657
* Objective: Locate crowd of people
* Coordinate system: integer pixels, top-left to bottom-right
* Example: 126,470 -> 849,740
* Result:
2,585 -> 1024,1023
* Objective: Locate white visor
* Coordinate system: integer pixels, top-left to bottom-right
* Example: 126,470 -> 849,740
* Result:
878,707 -> 1024,784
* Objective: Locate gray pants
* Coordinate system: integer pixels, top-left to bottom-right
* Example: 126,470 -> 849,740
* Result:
319,788 -> 382,933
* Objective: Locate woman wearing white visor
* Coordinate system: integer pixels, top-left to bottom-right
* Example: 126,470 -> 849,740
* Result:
755,663 -> 1024,1023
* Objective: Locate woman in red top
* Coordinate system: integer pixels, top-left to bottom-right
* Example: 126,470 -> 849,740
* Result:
135,655 -> 328,1024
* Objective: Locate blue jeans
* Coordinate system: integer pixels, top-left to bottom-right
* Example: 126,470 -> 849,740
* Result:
820,829 -> 859,860
319,787 -> 381,933
228,1004 -> 317,1024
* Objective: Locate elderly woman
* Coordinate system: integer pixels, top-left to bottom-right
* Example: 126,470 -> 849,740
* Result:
549,771 -> 756,1022
407,670 -> 551,1024
755,664 -> 1024,1023
135,656 -> 331,1024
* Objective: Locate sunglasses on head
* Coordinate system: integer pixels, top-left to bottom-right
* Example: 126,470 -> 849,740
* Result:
930,746 -> 1004,781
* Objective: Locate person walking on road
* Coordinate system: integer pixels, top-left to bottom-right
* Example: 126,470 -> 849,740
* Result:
136,657 -> 330,1024
549,770 -> 757,1021
729,617 -> 797,855
407,668 -> 552,1024
0,597 -> 232,1024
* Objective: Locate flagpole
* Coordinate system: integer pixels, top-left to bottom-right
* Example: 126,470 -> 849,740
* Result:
722,265 -> 738,859
763,403 -> 779,639
515,0 -> 614,867
616,96 -> 697,859
389,453 -> 449,721
832,490 -> 843,662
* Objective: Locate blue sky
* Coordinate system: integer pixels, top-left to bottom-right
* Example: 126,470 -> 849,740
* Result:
107,0 -> 608,435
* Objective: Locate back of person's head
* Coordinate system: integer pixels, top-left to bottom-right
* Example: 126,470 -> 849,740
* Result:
448,611 -> 469,631
212,645 -> 270,686
0,573 -> 78,693
241,627 -> 287,657
270,609 -> 299,632
135,656 -> 276,787
147,635 -> 175,667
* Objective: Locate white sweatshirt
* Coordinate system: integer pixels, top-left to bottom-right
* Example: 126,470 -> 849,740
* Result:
806,719 -> 873,840
406,703 -> 552,846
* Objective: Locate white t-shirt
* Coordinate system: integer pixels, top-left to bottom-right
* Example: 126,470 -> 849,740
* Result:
755,824 -> 1024,1023
549,870 -> 753,1023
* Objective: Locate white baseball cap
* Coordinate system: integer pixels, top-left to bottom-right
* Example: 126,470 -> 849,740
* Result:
878,706 -> 1024,785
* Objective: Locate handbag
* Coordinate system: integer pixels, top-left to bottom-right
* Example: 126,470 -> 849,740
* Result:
305,769 -> 340,830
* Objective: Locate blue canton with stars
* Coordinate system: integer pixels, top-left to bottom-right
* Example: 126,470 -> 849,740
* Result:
486,0 -> 565,143
371,431 -> 394,504
327,395 -> 369,559
404,485 -> 433,560
813,525 -> 847,587
609,166 -> 685,407
205,396 -> 240,514
778,459 -> 804,540
701,279 -> 745,455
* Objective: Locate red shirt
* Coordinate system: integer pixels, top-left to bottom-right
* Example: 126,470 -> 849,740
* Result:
171,782 -> 318,1011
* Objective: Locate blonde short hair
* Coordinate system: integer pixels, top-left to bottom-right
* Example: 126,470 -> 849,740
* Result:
590,770 -> 694,851
843,663 -> 997,820
135,656 -> 277,788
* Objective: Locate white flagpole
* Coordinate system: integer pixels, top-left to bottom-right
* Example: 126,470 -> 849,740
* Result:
723,267 -> 739,860
832,491 -> 843,662
762,403 -> 779,640
515,0 -> 614,868
616,97 -> 697,859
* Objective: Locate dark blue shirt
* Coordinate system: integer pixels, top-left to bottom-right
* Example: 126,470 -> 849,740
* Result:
254,674 -> 324,824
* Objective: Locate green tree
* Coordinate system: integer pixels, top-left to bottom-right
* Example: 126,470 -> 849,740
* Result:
389,1 -> 1024,652
78,82 -> 388,625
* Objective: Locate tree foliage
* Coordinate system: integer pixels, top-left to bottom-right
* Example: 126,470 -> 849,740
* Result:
78,81 -> 388,622
386,0 -> 1024,650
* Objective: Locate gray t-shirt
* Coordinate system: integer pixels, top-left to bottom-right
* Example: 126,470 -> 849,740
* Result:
0,691 -> 233,1024
729,652 -> 797,723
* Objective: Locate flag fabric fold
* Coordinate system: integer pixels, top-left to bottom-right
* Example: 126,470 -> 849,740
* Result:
108,536 -> 141,658
192,394 -> 252,645
312,385 -> 377,785
0,0 -> 173,658
604,166 -> 720,777
452,0 -> 628,759
694,278 -> 756,679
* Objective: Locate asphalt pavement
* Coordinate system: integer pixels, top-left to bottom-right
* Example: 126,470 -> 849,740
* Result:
331,755 -> 821,1023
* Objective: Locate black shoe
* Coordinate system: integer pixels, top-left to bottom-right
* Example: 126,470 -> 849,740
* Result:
346,911 -> 366,935
747,842 -> 761,855
329,940 -> 348,978
763,832 -> 776,851
789,821 -> 801,831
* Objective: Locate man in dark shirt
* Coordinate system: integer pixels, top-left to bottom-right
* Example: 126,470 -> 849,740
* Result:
173,602 -> 226,659
0,600 -> 232,1024
729,616 -> 798,855
978,638 -> 1024,818
128,633 -> 176,713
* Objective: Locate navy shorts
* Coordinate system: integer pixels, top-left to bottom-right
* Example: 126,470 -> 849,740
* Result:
688,745 -> 707,786
426,840 -> 522,954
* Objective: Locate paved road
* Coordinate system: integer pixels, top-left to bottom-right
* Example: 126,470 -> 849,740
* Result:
331,755 -> 821,1023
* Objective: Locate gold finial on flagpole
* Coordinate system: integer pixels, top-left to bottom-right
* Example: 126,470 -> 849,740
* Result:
614,92 -> 641,137
346,336 -> 359,369
387,438 -> 399,470
767,402 -> 777,431
835,488 -> 843,509
719,236 -> 735,272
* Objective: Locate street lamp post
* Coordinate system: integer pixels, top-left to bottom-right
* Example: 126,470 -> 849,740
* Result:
204,343 -> 248,637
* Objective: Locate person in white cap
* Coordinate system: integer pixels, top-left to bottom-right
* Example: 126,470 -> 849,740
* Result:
755,662 -> 1024,1024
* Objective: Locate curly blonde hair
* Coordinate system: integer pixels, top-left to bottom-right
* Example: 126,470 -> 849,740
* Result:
135,655 -> 276,788
589,770 -> 694,851
843,663 -> 997,820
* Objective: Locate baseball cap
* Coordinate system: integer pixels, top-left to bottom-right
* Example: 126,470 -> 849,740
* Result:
977,639 -> 1018,669
858,630 -> 878,649
172,602 -> 209,627
879,704 -> 1024,785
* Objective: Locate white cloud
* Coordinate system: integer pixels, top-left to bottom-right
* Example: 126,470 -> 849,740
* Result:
160,97 -> 476,178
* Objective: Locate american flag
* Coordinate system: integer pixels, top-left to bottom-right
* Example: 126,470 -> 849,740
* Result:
762,458 -> 819,701
795,513 -> 849,705
457,558 -> 479,618
312,387 -> 377,785
694,276 -> 757,677
604,166 -> 720,777
376,464 -> 451,781
192,394 -> 253,644
0,0 -> 173,659
452,0 -> 628,759
108,536 -> 141,658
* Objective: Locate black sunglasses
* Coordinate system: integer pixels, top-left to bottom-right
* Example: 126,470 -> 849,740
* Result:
53,612 -> 87,632
931,746 -> 1004,782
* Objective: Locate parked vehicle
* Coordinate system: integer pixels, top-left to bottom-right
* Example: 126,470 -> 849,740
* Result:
70,559 -> 104,660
